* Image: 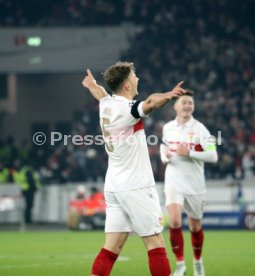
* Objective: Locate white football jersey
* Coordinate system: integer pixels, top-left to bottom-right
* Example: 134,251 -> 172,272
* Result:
162,117 -> 215,195
99,95 -> 155,192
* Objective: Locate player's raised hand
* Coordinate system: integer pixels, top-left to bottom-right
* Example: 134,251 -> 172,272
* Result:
82,69 -> 108,100
168,81 -> 186,99
82,69 -> 97,89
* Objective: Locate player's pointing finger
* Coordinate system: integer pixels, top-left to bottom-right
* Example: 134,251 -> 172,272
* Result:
177,81 -> 184,87
87,69 -> 93,77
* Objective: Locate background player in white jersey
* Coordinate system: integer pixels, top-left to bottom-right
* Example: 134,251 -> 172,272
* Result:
160,91 -> 218,276
82,61 -> 186,276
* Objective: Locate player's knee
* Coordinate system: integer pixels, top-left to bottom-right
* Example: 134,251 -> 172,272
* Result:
143,233 -> 165,251
189,221 -> 201,232
170,216 -> 182,228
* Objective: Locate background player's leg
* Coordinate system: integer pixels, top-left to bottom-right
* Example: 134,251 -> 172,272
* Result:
142,233 -> 171,276
167,203 -> 186,276
168,204 -> 184,262
188,217 -> 205,276
188,217 -> 204,259
91,232 -> 129,276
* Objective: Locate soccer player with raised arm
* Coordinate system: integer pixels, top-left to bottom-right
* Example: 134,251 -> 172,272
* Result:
82,61 -> 186,276
160,91 -> 218,276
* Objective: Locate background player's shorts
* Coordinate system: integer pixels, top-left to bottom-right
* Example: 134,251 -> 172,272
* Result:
165,187 -> 205,219
104,186 -> 163,236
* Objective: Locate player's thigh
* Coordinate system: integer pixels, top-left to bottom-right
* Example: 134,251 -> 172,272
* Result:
165,186 -> 185,208
167,204 -> 183,228
104,192 -> 132,234
117,187 -> 163,237
165,189 -> 184,227
183,193 -> 205,221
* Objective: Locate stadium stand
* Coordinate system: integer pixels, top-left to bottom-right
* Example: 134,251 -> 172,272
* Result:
0,0 -> 255,184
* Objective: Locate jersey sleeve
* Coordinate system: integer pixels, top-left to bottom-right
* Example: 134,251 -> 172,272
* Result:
130,100 -> 148,119
189,124 -> 218,163
160,126 -> 170,164
122,100 -> 141,126
99,95 -> 111,102
200,125 -> 217,152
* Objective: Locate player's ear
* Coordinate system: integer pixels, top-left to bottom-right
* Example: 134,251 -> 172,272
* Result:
173,100 -> 178,111
124,82 -> 130,90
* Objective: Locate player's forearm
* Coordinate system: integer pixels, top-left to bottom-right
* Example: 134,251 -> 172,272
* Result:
143,93 -> 173,114
189,150 -> 218,163
142,81 -> 185,114
88,83 -> 108,101
160,143 -> 170,164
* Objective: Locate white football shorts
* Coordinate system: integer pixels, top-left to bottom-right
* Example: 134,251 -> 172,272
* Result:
165,187 -> 205,220
104,186 -> 163,236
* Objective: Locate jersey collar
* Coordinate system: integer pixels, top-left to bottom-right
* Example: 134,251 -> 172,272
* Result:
174,116 -> 194,127
112,94 -> 131,102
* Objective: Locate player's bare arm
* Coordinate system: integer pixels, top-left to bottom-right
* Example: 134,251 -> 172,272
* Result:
142,81 -> 186,115
176,143 -> 218,163
82,69 -> 108,101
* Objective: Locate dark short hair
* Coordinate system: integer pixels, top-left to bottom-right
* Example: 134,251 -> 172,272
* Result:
173,89 -> 194,103
103,61 -> 135,93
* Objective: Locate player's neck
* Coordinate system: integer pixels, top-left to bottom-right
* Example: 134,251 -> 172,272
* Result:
176,116 -> 191,125
116,90 -> 133,100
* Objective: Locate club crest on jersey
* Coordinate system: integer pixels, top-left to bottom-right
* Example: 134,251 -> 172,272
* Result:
187,131 -> 195,141
103,107 -> 111,116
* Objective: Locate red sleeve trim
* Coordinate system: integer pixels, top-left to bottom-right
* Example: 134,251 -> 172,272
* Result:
133,119 -> 144,133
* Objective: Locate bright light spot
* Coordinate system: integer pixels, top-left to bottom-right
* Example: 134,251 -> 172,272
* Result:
27,37 -> 42,47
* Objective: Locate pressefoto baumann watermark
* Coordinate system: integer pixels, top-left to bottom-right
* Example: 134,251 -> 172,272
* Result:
32,131 -> 222,147
33,132 -> 47,146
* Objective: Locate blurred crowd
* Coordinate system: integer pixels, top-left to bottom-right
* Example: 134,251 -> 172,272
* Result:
1,0 -> 255,184
119,0 -> 255,181
121,0 -> 255,181
0,103 -> 106,184
0,0 -> 156,27
67,185 -> 106,230
0,0 -> 254,28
